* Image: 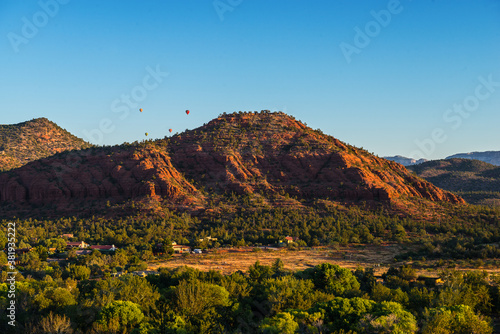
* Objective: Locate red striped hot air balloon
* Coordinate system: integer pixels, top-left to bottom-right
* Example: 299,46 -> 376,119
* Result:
185,110 -> 190,115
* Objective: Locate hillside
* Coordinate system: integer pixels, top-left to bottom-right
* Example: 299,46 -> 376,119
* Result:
407,158 -> 500,207
447,151 -> 500,166
0,118 -> 92,171
0,111 -> 464,217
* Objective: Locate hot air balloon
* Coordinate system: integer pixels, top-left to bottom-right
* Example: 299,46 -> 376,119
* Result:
185,110 -> 190,115
139,108 -> 143,112
145,132 -> 148,136
169,129 -> 172,133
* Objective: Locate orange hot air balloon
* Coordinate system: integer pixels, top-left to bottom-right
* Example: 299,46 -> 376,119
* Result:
185,110 -> 190,115
139,108 -> 143,112
169,129 -> 173,133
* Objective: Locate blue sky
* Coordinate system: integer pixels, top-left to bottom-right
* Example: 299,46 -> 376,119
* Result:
1,0 -> 499,160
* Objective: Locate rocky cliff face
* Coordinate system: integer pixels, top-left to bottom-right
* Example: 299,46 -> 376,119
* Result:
0,112 -> 464,216
0,118 -> 92,171
0,145 -> 200,208
168,112 -> 463,205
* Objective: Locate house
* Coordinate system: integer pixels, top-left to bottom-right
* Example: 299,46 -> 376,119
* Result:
67,241 -> 89,249
90,245 -> 117,252
15,248 -> 32,255
198,236 -> 218,242
172,245 -> 191,253
59,234 -> 74,238
284,236 -> 294,244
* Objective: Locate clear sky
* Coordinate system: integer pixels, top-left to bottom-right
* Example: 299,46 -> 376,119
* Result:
1,0 -> 499,160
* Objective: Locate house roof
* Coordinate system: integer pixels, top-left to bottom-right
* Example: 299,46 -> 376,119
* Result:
90,245 -> 115,250
67,241 -> 85,246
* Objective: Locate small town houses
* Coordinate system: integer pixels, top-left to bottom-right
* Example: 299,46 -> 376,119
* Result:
90,245 -> 117,251
172,244 -> 191,254
66,241 -> 90,249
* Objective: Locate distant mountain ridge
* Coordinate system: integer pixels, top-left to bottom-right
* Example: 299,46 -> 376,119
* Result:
446,151 -> 500,166
0,118 -> 92,171
0,112 -> 464,218
407,158 -> 500,207
384,155 -> 428,166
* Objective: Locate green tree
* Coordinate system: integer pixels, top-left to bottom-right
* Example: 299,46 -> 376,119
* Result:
34,287 -> 77,311
311,263 -> 360,295
161,238 -> 175,257
358,301 -> 417,334
407,286 -> 435,314
312,297 -> 416,333
21,251 -> 42,271
34,245 -> 49,261
97,300 -> 144,333
220,272 -> 252,300
248,261 -> 273,284
111,248 -> 129,267
370,283 -> 409,307
118,275 -> 160,312
90,277 -> 125,308
260,312 -> 299,334
263,276 -> 325,314
436,270 -> 492,314
0,231 -> 7,250
271,258 -> 285,277
67,248 -> 77,261
175,279 -> 230,318
421,305 -> 492,334
0,251 -> 7,266
44,238 -> 68,252
313,297 -> 374,332
150,300 -> 188,334
67,264 -> 91,280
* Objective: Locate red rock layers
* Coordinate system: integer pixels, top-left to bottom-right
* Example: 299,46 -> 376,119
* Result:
0,112 -> 465,215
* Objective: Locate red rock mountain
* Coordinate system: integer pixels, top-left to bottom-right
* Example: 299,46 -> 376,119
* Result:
0,112 -> 464,216
0,118 -> 92,172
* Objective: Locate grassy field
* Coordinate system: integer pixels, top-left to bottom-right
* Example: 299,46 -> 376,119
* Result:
148,244 -> 408,276
147,245 -> 500,278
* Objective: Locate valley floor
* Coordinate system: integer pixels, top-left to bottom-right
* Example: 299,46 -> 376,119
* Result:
148,245 -> 500,278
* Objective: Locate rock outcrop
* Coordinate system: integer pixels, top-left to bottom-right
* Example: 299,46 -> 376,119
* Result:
0,146 -> 199,207
0,117 -> 92,171
0,111 -> 465,215
168,112 -> 464,206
